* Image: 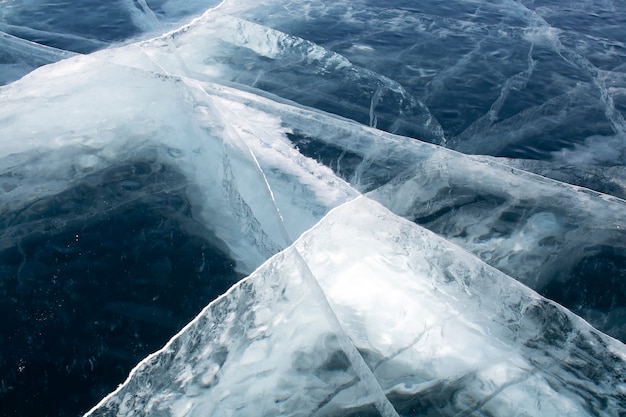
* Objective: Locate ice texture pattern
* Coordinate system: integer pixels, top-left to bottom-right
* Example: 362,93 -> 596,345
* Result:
0,0 -> 625,416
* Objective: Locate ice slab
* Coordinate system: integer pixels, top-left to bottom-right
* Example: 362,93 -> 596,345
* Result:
86,216 -> 399,416
215,86 -> 626,342
87,197 -> 626,416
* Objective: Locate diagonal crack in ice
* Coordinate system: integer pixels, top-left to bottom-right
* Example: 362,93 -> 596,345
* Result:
289,245 -> 401,417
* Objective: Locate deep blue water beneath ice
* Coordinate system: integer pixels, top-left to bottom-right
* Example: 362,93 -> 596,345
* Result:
0,160 -> 242,416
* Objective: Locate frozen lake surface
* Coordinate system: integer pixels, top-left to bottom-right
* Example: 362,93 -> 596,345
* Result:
1,0 -> 625,416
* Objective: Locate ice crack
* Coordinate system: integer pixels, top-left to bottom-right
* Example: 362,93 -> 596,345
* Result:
290,246 -> 401,417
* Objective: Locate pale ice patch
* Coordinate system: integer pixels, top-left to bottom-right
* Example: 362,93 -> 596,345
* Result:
552,133 -> 626,165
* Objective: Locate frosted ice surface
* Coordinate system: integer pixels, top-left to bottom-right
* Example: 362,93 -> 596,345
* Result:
87,197 -> 626,416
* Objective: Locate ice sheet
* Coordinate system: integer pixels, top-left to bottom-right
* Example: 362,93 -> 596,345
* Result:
1,1 -> 625,415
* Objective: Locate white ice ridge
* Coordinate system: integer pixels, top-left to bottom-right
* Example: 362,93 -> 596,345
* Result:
86,196 -> 626,416
0,54 -> 357,274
